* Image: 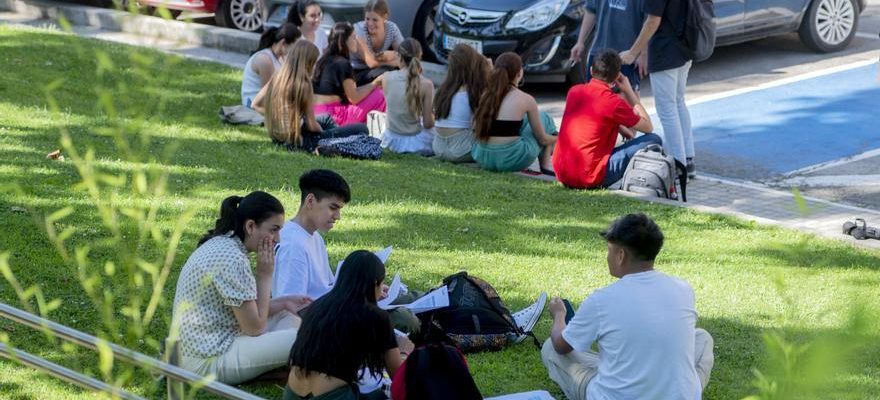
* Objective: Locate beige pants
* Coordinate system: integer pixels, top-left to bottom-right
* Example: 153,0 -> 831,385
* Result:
541,328 -> 715,400
183,311 -> 300,385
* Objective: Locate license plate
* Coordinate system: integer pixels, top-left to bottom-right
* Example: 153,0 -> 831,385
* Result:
443,35 -> 482,54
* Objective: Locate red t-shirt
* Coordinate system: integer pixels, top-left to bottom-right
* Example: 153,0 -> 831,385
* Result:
552,80 -> 642,188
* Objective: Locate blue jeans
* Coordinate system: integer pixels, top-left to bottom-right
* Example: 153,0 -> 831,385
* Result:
587,55 -> 640,92
601,133 -> 663,187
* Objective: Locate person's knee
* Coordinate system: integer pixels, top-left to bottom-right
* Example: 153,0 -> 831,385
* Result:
695,328 -> 714,348
541,338 -> 557,363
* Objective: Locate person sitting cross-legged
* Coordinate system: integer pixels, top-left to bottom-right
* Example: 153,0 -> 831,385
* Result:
542,213 -> 714,400
552,49 -> 661,189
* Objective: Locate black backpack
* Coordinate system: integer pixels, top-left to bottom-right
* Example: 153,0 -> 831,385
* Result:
679,0 -> 717,62
420,271 -> 539,353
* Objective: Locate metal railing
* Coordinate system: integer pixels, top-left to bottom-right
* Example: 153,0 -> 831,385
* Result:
0,302 -> 264,400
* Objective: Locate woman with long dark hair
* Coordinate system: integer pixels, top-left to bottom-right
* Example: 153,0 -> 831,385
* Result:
241,23 -> 300,108
432,44 -> 490,163
313,22 -> 387,126
286,0 -> 328,54
285,250 -> 413,400
253,40 -> 368,153
171,191 -> 312,384
471,52 -> 558,174
379,38 -> 435,155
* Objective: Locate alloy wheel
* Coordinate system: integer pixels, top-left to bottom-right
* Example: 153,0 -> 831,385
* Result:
814,0 -> 855,45
229,0 -> 263,32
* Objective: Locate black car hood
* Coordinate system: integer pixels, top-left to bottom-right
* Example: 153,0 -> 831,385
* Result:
445,0 -> 547,13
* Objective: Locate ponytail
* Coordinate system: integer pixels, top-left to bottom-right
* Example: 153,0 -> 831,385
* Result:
399,38 -> 424,117
473,52 -> 521,141
254,23 -> 302,54
198,191 -> 284,247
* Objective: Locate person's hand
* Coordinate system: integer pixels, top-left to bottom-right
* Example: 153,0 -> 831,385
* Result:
378,283 -> 390,300
256,236 -> 275,276
619,126 -> 635,140
371,74 -> 385,89
636,51 -> 649,79
284,295 -> 313,314
570,43 -> 585,62
541,134 -> 558,147
396,335 -> 415,355
614,73 -> 635,97
549,297 -> 566,318
619,50 -> 636,65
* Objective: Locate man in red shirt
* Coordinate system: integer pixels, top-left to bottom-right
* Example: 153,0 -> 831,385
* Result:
552,50 -> 660,189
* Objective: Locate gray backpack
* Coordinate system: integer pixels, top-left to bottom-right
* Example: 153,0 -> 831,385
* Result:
621,144 -> 687,202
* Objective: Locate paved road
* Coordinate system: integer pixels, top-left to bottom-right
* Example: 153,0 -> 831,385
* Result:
530,0 -> 880,211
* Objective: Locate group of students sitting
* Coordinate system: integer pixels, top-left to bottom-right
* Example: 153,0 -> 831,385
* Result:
171,168 -> 716,400
239,0 -> 669,190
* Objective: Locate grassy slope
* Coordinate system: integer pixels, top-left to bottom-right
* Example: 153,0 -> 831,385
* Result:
1,25 -> 879,399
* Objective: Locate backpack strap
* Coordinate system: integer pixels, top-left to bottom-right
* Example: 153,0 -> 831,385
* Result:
675,159 -> 688,203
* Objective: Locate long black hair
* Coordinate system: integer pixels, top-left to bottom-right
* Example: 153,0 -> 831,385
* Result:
285,0 -> 320,26
198,191 -> 284,246
403,344 -> 483,400
313,22 -> 354,83
254,22 -> 301,54
288,250 -> 389,382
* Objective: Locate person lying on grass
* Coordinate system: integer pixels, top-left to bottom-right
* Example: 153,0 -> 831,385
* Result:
253,40 -> 369,155
542,213 -> 714,400
285,250 -> 414,400
170,191 -> 311,384
273,169 -> 422,334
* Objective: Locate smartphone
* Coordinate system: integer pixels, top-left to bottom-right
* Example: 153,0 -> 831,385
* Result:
563,299 -> 576,324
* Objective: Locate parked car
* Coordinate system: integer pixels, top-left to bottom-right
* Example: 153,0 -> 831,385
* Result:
433,0 -> 867,84
266,0 -> 440,60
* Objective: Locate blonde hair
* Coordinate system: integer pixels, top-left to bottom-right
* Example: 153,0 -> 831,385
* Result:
267,40 -> 320,145
398,38 -> 424,117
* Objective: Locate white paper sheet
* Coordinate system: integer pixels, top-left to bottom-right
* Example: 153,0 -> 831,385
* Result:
387,285 -> 449,314
336,246 -> 394,279
485,390 -> 556,400
377,273 -> 403,310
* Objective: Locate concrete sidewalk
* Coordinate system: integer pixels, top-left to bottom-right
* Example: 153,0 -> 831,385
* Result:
3,0 -> 880,251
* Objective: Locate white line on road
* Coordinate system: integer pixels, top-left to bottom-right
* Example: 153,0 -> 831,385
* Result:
783,147 -> 880,177
775,174 -> 880,187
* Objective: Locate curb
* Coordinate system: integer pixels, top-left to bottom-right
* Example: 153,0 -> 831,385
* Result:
0,0 -> 259,54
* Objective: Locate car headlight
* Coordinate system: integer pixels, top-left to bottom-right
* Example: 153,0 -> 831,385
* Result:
505,0 -> 570,31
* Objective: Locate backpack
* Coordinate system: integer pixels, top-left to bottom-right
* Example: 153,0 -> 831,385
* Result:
317,135 -> 383,160
679,0 -> 717,62
420,271 -> 538,353
621,144 -> 687,202
390,343 -> 483,400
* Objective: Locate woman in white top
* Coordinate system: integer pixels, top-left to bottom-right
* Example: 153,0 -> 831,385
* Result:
380,38 -> 435,155
432,44 -> 489,163
241,23 -> 300,108
286,0 -> 328,55
351,0 -> 404,86
171,191 -> 312,384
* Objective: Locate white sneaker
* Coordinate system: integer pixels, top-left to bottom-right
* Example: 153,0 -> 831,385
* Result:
511,291 -> 547,343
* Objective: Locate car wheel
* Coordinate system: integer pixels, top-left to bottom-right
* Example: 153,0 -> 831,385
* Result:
215,0 -> 266,32
413,0 -> 440,62
798,0 -> 858,52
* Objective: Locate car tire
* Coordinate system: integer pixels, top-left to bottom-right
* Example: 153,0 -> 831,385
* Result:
413,0 -> 440,63
215,0 -> 266,32
798,0 -> 859,52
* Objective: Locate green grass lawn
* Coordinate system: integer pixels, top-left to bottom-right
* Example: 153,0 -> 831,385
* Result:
1,24 -> 879,400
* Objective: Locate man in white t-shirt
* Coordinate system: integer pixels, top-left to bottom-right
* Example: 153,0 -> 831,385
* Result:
272,169 -> 348,300
542,213 -> 714,400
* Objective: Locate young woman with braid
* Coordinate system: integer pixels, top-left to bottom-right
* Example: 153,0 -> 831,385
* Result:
379,38 -> 435,155
253,40 -> 368,154
471,52 -> 558,174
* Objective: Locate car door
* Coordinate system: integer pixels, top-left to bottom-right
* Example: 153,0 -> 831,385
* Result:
715,0 -> 746,40
744,0 -> 808,32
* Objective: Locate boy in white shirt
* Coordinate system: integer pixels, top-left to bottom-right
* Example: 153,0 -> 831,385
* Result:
273,169 -> 420,333
542,213 -> 715,400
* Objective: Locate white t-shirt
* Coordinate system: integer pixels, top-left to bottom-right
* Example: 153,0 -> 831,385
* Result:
562,270 -> 701,400
273,221 -> 334,299
309,28 -> 329,56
